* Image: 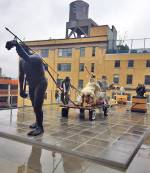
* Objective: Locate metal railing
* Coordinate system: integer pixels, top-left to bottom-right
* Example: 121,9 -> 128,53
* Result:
107,38 -> 150,54
0,95 -> 17,109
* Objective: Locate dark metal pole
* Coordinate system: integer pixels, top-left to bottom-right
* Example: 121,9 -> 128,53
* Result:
85,65 -> 91,75
5,27 -> 59,75
5,27 -> 77,106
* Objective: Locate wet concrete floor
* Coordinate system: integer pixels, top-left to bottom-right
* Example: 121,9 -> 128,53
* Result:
0,104 -> 150,172
0,137 -> 124,173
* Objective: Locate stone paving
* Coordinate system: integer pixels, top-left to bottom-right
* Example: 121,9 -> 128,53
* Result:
0,137 -> 125,173
0,104 -> 150,170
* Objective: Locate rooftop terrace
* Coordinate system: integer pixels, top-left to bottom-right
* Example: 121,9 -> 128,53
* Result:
107,38 -> 150,54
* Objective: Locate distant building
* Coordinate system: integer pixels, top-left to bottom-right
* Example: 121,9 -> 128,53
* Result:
17,0 -> 150,106
0,77 -> 18,108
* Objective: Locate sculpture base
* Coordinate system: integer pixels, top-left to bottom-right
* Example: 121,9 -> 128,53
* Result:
116,95 -> 127,104
131,96 -> 147,113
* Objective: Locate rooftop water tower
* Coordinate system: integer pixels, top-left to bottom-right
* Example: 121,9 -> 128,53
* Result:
66,0 -> 97,38
69,0 -> 89,21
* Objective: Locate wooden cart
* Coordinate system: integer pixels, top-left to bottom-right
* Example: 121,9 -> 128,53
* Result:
60,103 -> 108,121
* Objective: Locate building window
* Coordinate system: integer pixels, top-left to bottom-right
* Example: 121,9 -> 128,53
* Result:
91,63 -> 95,72
79,63 -> 84,72
113,74 -> 119,84
80,47 -> 85,57
11,96 -> 17,105
128,60 -> 134,68
92,47 -> 96,56
0,84 -> 8,89
145,75 -> 150,85
0,96 -> 8,102
146,60 -> 150,67
58,48 -> 72,57
78,80 -> 83,89
10,85 -> 18,89
114,60 -> 120,68
40,49 -> 49,58
126,75 -> 133,84
57,63 -> 71,72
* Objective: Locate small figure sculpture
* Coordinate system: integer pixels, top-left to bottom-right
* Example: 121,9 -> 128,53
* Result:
136,83 -> 146,97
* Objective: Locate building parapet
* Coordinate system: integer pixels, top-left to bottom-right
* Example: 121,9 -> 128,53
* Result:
107,38 -> 150,54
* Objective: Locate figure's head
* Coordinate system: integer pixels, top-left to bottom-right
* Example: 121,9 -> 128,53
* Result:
137,83 -> 142,87
102,75 -> 107,81
5,40 -> 16,50
65,76 -> 70,82
90,73 -> 95,82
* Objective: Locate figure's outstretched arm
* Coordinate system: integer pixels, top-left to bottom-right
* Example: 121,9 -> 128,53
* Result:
6,40 -> 31,62
16,43 -> 30,62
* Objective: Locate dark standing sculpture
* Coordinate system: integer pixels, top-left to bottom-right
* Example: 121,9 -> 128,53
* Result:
136,83 -> 146,97
6,40 -> 48,136
61,77 -> 71,105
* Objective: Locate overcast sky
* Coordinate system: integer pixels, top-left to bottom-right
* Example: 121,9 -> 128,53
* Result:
0,0 -> 150,78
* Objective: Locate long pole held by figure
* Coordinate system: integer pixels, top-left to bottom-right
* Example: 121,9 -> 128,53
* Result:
84,65 -> 91,76
5,27 -> 58,75
5,27 -> 77,106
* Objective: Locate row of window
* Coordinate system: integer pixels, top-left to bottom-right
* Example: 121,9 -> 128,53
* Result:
40,47 -> 96,58
113,74 -> 150,85
40,50 -> 150,70
57,75 -> 150,90
0,84 -> 8,89
79,63 -> 95,72
56,63 -> 150,85
57,63 -> 95,72
57,79 -> 84,89
114,60 -> 150,68
56,62 -> 150,73
0,84 -> 18,90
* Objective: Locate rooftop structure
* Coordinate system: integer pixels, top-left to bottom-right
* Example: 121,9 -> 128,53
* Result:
66,0 -> 98,38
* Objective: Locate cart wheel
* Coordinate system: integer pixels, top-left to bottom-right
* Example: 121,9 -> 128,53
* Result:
103,105 -> 108,117
61,108 -> 69,118
80,108 -> 85,119
89,110 -> 96,121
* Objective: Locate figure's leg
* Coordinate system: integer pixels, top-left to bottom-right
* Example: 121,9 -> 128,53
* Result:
103,104 -> 108,116
81,95 -> 84,106
103,92 -> 109,105
103,98 -> 107,105
34,80 -> 47,129
102,93 -> 108,117
28,80 -> 47,136
29,87 -> 37,129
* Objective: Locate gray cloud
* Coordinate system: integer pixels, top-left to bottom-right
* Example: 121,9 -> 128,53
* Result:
0,0 -> 150,78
